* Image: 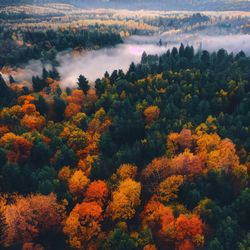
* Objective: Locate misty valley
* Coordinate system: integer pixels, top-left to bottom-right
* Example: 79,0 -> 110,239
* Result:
0,2 -> 250,250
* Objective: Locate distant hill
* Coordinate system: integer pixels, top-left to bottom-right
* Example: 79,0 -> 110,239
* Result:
1,0 -> 250,11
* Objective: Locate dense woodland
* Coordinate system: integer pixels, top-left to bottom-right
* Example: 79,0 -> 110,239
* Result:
0,44 -> 250,250
0,27 -> 122,67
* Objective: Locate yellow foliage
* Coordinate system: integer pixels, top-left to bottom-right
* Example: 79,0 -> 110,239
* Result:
68,170 -> 90,199
159,175 -> 184,202
107,178 -> 141,221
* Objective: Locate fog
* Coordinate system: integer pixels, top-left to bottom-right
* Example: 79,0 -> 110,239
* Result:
57,33 -> 250,87
2,33 -> 250,87
57,43 -> 167,87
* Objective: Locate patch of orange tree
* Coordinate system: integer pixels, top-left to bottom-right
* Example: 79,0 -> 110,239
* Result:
3,193 -> 65,248
64,201 -> 103,249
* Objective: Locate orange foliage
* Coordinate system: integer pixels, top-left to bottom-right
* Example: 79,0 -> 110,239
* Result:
20,114 -> 45,131
22,103 -> 36,115
88,109 -> 112,134
167,132 -> 179,154
175,214 -> 204,247
18,95 -> 35,105
178,240 -> 195,250
68,170 -> 90,199
0,133 -> 32,164
144,106 -> 160,125
84,180 -> 109,206
64,103 -> 81,118
77,157 -> 93,177
116,164 -> 138,180
170,149 -> 204,175
22,242 -> 44,250
178,129 -> 193,149
0,126 -> 9,137
141,200 -> 175,239
159,175 -> 184,202
142,157 -> 171,192
64,201 -> 103,249
66,89 -> 84,105
143,244 -> 158,250
58,166 -> 71,182
4,194 -> 65,247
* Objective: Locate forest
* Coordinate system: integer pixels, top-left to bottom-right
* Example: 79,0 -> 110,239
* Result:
0,27 -> 122,67
0,42 -> 250,250
0,2 -> 250,250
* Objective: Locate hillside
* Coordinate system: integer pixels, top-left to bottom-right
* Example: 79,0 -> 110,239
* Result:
0,45 -> 249,249
1,0 -> 250,10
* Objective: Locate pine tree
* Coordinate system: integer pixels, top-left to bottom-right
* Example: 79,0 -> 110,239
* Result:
77,75 -> 90,94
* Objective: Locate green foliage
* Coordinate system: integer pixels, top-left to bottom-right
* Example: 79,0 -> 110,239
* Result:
103,229 -> 137,250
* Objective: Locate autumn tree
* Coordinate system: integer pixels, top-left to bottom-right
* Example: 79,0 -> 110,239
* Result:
178,129 -> 193,150
116,164 -> 138,180
0,133 -> 33,164
64,103 -> 81,118
20,114 -> 46,131
170,149 -> 204,176
158,175 -> 184,203
142,157 -> 171,193
58,166 -> 71,182
144,106 -> 160,125
64,201 -> 103,249
0,198 -> 7,246
84,180 -> 109,206
4,194 -> 65,247
68,170 -> 90,199
141,200 -> 175,241
175,214 -> 204,249
143,244 -> 158,250
107,178 -> 141,221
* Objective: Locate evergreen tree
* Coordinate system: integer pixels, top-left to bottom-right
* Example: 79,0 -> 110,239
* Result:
77,74 -> 90,94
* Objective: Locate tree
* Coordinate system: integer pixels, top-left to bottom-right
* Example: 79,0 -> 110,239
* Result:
68,170 -> 90,199
77,75 -> 90,94
141,200 -> 175,241
4,194 -> 65,247
0,74 -> 9,97
20,114 -> 46,131
142,157 -> 171,192
103,229 -> 137,250
9,75 -> 15,84
32,76 -> 45,92
144,106 -> 160,125
159,175 -> 184,203
175,214 -> 204,248
0,133 -> 33,164
107,178 -> 141,221
178,129 -> 193,149
84,180 -> 109,206
0,198 -> 7,246
64,201 -> 103,249
116,164 -> 138,180
64,103 -> 81,118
